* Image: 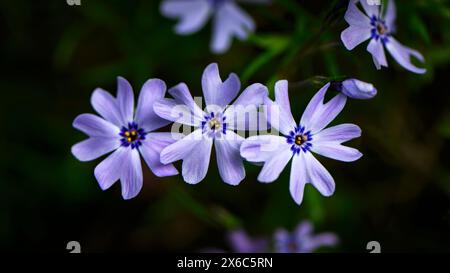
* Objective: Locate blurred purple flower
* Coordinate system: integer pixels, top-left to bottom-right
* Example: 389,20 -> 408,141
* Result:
160,0 -> 270,54
72,77 -> 179,199
275,221 -> 339,253
341,0 -> 426,74
227,229 -> 269,253
154,63 -> 268,185
240,80 -> 362,205
332,78 -> 377,100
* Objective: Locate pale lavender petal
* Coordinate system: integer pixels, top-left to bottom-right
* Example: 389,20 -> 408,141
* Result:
289,153 -> 308,205
169,83 -> 205,119
202,63 -> 241,108
135,79 -> 171,132
367,39 -> 388,68
120,149 -> 143,200
90,88 -> 122,127
160,129 -> 203,164
139,132 -> 182,177
340,79 -> 377,99
341,25 -> 371,50
182,136 -> 213,184
344,0 -> 371,27
153,98 -> 202,126
384,0 -> 396,30
211,2 -> 255,54
301,83 -> 347,134
71,137 -> 120,162
295,221 -> 314,238
94,147 -> 128,191
313,124 -> 362,144
304,233 -> 339,252
274,80 -> 293,119
311,143 -> 362,162
274,229 -> 290,253
257,144 -> 292,183
160,0 -> 211,35
360,0 -> 380,18
385,37 -> 426,74
228,230 -> 268,253
224,83 -> 268,130
304,152 -> 335,197
116,76 -> 134,124
264,98 -> 296,136
73,114 -> 120,137
240,135 -> 289,163
215,131 -> 245,185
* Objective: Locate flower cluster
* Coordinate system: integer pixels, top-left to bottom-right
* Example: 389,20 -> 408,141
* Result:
204,220 -> 339,253
72,63 -> 371,204
72,0 -> 425,206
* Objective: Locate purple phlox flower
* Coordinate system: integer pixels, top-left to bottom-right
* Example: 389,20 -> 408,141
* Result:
331,78 -> 377,100
160,0 -> 271,54
341,0 -> 426,74
72,77 -> 180,199
154,63 -> 268,185
227,229 -> 269,253
240,80 -> 362,205
275,221 -> 339,253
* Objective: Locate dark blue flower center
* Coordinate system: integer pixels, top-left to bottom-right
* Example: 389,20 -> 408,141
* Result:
119,122 -> 146,149
201,112 -> 227,137
286,126 -> 312,155
370,16 -> 390,44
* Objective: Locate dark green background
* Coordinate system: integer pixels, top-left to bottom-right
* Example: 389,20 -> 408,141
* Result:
1,0 -> 450,252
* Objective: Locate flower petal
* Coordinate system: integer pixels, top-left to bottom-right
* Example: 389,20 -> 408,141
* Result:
73,113 -> 120,137
341,25 -> 371,50
264,98 -> 296,136
120,149 -> 143,200
211,2 -> 255,54
160,129 -> 204,165
160,0 -> 211,35
240,135 -> 288,163
384,0 -> 396,30
304,152 -> 335,197
311,143 -> 362,162
71,137 -> 120,162
139,132 -> 182,177
289,152 -> 308,205
153,98 -> 202,127
295,221 -> 314,238
169,83 -> 205,119
224,83 -> 268,130
301,83 -> 347,134
313,124 -> 361,144
360,0 -> 380,18
134,79 -> 171,132
303,233 -> 339,252
385,37 -> 426,74
90,88 -> 122,127
340,79 -> 377,100
215,131 -> 245,185
116,76 -> 135,125
202,63 -> 241,108
367,39 -> 388,68
182,136 -> 213,184
344,0 -> 371,27
257,144 -> 292,183
94,147 -> 128,191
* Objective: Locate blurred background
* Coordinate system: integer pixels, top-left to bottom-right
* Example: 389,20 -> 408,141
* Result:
1,0 -> 450,252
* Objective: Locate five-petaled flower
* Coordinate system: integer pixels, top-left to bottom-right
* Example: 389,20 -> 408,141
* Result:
154,63 -> 268,185
72,77 -> 179,200
275,220 -> 339,253
240,80 -> 362,205
160,0 -> 270,54
341,0 -> 426,74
